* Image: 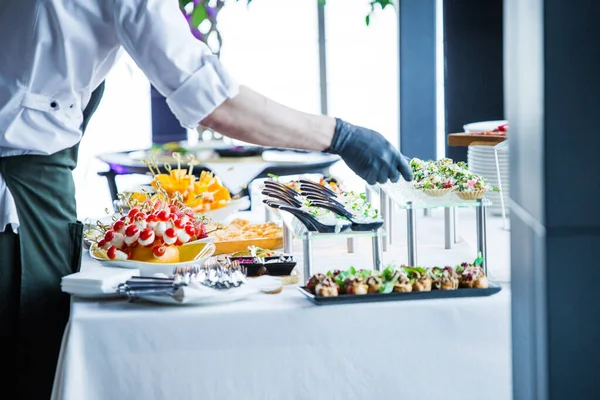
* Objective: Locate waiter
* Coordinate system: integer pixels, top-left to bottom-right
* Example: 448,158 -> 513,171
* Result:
0,0 -> 412,398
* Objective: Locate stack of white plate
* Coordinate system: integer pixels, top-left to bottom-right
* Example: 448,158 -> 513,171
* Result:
463,120 -> 509,217
467,145 -> 509,216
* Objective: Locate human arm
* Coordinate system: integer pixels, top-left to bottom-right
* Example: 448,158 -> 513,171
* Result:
112,0 -> 410,184
202,86 -> 412,184
200,86 -> 335,151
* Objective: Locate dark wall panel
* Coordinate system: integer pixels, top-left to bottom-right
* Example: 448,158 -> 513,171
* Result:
507,0 -> 600,399
543,0 -> 600,229
398,0 -> 437,160
150,86 -> 187,145
444,0 -> 504,162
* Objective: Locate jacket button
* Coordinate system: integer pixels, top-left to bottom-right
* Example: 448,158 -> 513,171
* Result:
50,101 -> 58,108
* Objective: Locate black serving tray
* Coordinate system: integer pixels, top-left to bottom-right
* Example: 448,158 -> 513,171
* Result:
297,283 -> 502,305
229,256 -> 297,277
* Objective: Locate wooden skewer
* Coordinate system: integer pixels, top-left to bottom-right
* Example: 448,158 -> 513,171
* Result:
173,152 -> 182,175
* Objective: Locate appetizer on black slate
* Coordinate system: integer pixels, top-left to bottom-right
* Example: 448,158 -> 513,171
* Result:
343,276 -> 369,295
458,265 -> 488,289
305,254 -> 489,297
431,266 -> 459,290
392,268 -> 413,293
306,273 -> 326,293
366,275 -> 383,293
315,276 -> 339,297
404,266 -> 432,292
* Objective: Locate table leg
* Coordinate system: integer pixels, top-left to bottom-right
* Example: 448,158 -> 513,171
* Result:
380,189 -> 388,252
407,202 -> 417,266
303,234 -> 313,281
372,229 -> 383,271
347,238 -> 355,253
444,207 -> 453,249
283,223 -> 293,254
476,200 -> 488,274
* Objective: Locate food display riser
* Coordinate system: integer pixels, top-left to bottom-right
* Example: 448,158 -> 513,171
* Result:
273,209 -> 385,280
370,183 -> 490,275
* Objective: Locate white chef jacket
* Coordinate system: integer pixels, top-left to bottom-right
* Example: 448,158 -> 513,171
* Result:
0,0 -> 239,233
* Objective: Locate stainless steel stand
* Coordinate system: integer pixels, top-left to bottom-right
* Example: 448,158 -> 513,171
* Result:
303,232 -> 313,280
406,201 -> 417,266
475,199 -> 488,274
387,197 -> 394,245
444,207 -> 454,249
347,238 -> 355,253
380,189 -> 389,252
365,184 -> 374,203
372,229 -> 383,271
283,223 -> 293,254
453,207 -> 460,243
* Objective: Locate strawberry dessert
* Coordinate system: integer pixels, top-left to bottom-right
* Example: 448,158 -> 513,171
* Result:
94,198 -> 208,263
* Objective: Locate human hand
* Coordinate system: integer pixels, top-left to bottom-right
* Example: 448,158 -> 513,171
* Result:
326,118 -> 413,185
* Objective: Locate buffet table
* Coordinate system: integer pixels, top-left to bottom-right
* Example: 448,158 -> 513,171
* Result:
52,256 -> 511,400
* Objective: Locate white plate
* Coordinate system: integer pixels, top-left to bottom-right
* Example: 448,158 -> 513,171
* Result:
463,120 -> 507,133
468,153 -> 509,160
200,197 -> 250,223
469,171 -> 509,177
468,168 -> 510,176
468,162 -> 509,168
468,145 -> 509,152
468,151 -> 510,158
468,152 -> 509,158
141,286 -> 258,306
468,158 -> 509,164
468,163 -> 510,170
468,168 -> 509,175
469,165 -> 510,171
89,238 -> 216,276
468,158 -> 510,164
468,154 -> 510,161
138,276 -> 283,306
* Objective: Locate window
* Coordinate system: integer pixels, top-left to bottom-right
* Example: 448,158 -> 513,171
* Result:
75,1 -> 400,218
219,0 -> 321,114
74,55 -> 152,219
325,0 -> 399,189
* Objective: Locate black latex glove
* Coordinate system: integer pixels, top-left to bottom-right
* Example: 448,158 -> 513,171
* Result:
326,118 -> 413,185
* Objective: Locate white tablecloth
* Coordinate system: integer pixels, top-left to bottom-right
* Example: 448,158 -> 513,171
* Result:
52,260 -> 511,400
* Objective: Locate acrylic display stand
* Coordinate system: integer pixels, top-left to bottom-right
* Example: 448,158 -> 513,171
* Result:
273,209 -> 385,280
374,181 -> 491,274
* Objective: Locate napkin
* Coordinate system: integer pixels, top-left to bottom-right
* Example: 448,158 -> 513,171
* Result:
61,266 -> 140,296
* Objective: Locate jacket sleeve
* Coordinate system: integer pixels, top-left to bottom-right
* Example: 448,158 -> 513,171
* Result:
112,0 -> 239,129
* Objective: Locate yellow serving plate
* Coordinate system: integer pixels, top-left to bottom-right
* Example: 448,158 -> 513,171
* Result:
213,237 -> 284,256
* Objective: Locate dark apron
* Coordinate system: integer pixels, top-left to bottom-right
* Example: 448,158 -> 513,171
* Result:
0,81 -> 105,400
